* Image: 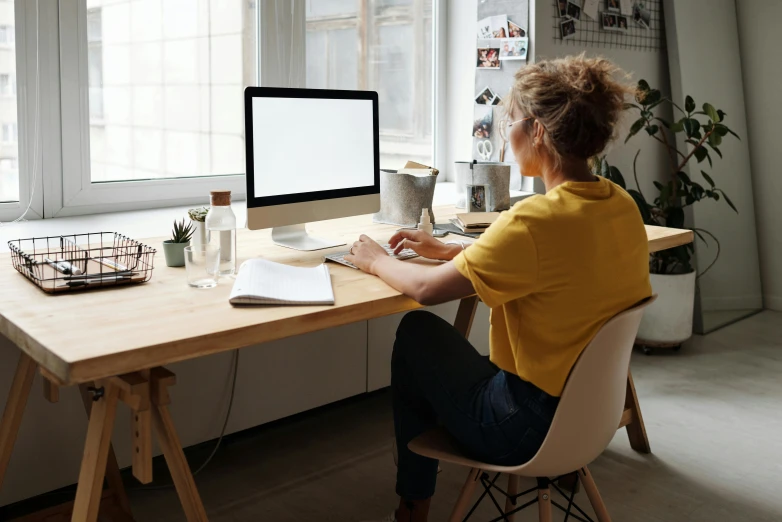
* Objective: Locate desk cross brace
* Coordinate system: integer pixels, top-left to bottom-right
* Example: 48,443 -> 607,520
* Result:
0,354 -> 208,522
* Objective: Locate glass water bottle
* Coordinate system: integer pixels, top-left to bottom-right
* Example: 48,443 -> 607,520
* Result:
205,190 -> 237,277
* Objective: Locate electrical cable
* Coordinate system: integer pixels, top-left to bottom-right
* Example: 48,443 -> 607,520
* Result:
0,0 -> 40,226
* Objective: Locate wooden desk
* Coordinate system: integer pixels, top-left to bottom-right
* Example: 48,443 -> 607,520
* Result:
0,205 -> 693,521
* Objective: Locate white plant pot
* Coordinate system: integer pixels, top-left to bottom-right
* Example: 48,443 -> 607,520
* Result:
636,272 -> 696,346
190,221 -> 207,250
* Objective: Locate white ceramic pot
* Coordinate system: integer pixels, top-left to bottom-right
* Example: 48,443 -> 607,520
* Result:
190,220 -> 207,250
636,271 -> 696,346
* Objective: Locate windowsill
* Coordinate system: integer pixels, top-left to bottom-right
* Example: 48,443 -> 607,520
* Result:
0,183 -> 535,254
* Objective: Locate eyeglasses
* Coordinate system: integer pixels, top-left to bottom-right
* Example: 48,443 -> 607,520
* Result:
507,116 -> 536,128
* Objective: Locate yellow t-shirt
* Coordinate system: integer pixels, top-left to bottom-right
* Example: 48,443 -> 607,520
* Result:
453,177 -> 651,397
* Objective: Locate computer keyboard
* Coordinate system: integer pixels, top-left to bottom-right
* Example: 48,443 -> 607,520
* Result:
324,244 -> 419,270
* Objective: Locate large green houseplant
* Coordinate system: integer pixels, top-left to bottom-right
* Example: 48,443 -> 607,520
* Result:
592,80 -> 739,348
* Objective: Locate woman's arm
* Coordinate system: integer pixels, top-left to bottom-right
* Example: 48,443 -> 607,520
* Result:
345,235 -> 475,306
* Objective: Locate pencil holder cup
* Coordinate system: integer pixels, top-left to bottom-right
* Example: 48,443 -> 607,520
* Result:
373,170 -> 437,227
454,162 -> 511,211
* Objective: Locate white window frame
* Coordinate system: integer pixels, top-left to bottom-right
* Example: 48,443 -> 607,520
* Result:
0,0 -> 43,222
56,0 -> 246,217
50,0 -> 446,218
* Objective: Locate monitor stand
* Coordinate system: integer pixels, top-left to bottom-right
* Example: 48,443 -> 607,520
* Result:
271,224 -> 346,251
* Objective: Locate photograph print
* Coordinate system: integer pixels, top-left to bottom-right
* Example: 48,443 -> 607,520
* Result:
558,0 -> 568,17
499,37 -> 528,60
475,86 -> 497,105
476,44 -> 501,69
602,12 -> 617,30
490,15 -> 509,38
508,20 -> 526,38
492,95 -> 502,106
633,3 -> 651,28
477,16 -> 492,39
606,0 -> 620,12
617,15 -> 629,31
473,105 -> 493,139
566,0 -> 582,20
468,185 -> 488,213
561,19 -> 577,39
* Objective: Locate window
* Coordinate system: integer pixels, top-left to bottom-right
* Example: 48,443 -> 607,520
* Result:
0,0 -> 19,205
2,122 -> 17,143
86,8 -> 102,121
0,74 -> 15,96
84,0 -> 257,185
0,24 -> 13,45
0,157 -> 17,169
305,0 -> 434,168
54,0 -> 441,216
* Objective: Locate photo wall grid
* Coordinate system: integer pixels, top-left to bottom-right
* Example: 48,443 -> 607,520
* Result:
552,0 -> 665,51
473,0 -> 530,191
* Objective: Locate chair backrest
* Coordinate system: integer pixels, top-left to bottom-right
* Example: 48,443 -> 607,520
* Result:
517,296 -> 656,477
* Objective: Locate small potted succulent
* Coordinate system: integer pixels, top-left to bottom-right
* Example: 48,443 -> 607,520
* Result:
188,207 -> 209,250
162,219 -> 194,267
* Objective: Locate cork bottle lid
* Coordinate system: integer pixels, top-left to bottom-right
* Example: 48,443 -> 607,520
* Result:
210,190 -> 231,206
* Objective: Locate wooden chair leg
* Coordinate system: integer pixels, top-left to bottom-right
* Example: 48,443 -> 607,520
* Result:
79,383 -> 134,517
624,370 -> 651,453
505,474 -> 519,521
0,352 -> 37,492
449,468 -> 481,522
454,296 -> 479,338
151,403 -> 208,522
578,466 -> 611,522
537,485 -> 552,522
72,382 -> 121,522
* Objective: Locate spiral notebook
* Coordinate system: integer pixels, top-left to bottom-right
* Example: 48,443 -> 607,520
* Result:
229,259 -> 335,306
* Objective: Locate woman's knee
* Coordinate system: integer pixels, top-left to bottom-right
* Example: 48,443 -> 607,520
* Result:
393,310 -> 447,359
395,311 -> 441,346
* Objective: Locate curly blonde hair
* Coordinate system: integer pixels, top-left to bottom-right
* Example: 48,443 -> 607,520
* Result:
505,53 -> 634,165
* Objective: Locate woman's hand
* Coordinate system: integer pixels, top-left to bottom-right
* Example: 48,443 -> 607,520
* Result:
344,235 -> 390,274
389,230 -> 462,261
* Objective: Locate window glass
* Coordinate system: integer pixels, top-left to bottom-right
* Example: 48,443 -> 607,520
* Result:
0,0 -> 18,203
306,0 -> 357,18
0,25 -> 13,45
305,0 -> 433,169
86,0 -> 256,183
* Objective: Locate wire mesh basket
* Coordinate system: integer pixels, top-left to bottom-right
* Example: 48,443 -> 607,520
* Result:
8,232 -> 157,294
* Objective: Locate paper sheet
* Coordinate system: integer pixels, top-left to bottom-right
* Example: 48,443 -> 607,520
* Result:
229,259 -> 335,306
621,0 -> 634,15
582,0 -> 600,20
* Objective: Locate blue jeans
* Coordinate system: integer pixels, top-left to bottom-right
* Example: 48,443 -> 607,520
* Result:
392,311 -> 560,501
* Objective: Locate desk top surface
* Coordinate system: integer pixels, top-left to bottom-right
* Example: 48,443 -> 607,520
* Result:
0,205 -> 693,385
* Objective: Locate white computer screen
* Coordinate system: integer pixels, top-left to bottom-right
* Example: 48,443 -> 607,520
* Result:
251,96 -> 375,198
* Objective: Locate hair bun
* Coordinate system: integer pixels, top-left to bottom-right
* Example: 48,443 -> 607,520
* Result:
506,53 -> 634,163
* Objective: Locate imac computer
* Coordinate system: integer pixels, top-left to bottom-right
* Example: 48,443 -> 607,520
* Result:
244,87 -> 380,251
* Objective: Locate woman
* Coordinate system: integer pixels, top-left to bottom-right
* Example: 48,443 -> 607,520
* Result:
347,55 -> 652,522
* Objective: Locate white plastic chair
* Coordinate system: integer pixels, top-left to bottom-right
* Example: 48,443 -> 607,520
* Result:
408,296 -> 656,522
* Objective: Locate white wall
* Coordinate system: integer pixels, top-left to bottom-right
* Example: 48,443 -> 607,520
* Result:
736,0 -> 782,311
445,0 -> 672,191
665,0 -> 763,315
530,1 -> 673,199
444,0 -> 477,181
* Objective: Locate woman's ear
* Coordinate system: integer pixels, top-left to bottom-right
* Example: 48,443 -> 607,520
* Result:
533,120 -> 545,146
